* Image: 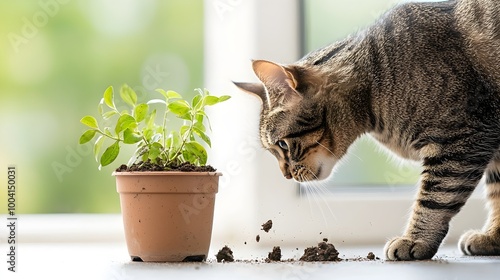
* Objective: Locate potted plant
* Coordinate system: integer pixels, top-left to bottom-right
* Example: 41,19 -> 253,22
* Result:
79,84 -> 230,262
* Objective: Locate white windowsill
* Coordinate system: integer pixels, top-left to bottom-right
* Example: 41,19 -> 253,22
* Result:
1,214 -> 499,280
0,187 -> 486,246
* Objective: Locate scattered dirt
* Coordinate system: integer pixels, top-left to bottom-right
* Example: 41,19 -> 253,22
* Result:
116,161 -> 216,172
261,220 -> 273,232
266,246 -> 282,262
213,227 -> 377,263
211,244 -> 381,263
216,246 -> 234,263
299,242 -> 341,262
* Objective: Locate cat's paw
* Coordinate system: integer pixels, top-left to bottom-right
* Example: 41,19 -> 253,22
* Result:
384,237 -> 437,261
459,230 -> 500,255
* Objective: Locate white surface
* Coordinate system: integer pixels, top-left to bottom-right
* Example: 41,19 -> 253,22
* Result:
1,242 -> 500,280
1,214 -> 500,280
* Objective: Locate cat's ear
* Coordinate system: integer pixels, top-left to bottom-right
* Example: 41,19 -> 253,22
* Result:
233,82 -> 267,103
251,60 -> 302,106
252,60 -> 298,90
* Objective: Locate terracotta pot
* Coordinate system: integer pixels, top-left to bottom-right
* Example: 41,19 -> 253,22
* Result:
114,171 -> 221,262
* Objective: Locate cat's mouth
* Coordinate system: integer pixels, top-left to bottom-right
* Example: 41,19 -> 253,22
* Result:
290,155 -> 337,182
291,164 -> 324,182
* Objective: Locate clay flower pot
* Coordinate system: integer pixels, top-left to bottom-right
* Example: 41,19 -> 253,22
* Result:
114,171 -> 221,262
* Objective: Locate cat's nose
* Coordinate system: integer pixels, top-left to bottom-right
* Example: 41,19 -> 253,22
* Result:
279,162 -> 292,179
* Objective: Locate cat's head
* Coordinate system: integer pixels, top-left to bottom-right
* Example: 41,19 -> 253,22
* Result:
235,60 -> 346,182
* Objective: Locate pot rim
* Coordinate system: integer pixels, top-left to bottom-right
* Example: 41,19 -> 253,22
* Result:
112,171 -> 222,176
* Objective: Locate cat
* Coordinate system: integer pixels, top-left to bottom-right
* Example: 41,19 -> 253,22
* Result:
235,0 -> 500,260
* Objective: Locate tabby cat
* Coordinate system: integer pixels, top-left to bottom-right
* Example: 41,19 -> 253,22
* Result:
235,0 -> 500,260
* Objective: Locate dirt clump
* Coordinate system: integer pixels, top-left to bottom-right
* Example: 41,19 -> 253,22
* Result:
216,246 -> 234,263
299,241 -> 340,262
367,252 -> 376,260
266,246 -> 282,262
261,220 -> 273,232
116,161 -> 216,172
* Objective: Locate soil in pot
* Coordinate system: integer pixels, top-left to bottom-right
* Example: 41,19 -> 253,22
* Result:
116,160 -> 216,172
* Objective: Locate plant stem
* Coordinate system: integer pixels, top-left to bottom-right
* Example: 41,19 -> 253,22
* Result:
160,107 -> 169,165
162,110 -> 167,149
96,129 -> 121,142
167,113 -> 195,165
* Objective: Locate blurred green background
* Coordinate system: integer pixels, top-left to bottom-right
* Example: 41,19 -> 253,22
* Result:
0,0 -> 423,213
0,0 -> 204,213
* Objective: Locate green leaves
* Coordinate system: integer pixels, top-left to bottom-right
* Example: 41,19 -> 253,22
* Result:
184,141 -> 207,165
156,89 -> 182,100
197,89 -> 231,107
103,86 -> 115,109
115,114 -> 136,134
148,142 -> 163,160
123,128 -> 142,144
80,116 -> 98,129
204,96 -> 220,106
101,141 -> 120,166
93,136 -> 105,161
207,95 -> 231,105
79,129 -> 96,144
79,84 -> 231,170
103,111 -> 117,119
120,84 -> 137,107
133,104 -> 149,122
193,126 -> 211,147
146,109 -> 156,129
168,100 -> 190,117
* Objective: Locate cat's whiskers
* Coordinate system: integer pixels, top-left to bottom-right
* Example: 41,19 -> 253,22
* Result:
316,141 -> 337,158
311,182 -> 336,217
347,150 -> 364,163
300,174 -> 316,219
304,168 -> 337,225
307,180 -> 329,227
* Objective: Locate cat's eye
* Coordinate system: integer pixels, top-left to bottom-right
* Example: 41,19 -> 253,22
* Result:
277,140 -> 289,151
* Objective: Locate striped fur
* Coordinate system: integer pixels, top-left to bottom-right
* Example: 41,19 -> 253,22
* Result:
236,0 -> 500,260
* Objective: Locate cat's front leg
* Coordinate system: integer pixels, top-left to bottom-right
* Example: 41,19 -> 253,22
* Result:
459,155 -> 500,255
385,149 -> 488,260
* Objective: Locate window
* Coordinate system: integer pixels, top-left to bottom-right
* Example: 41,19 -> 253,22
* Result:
0,0 -> 204,213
